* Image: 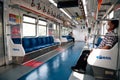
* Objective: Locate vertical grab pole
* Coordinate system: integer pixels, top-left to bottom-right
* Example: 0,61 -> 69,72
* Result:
92,20 -> 100,48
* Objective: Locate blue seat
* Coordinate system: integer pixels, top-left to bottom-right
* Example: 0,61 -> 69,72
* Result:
29,38 -> 39,50
62,36 -> 67,38
22,38 -> 34,53
89,37 -> 103,49
46,36 -> 51,44
67,35 -> 74,41
49,36 -> 54,43
62,35 -> 74,42
37,37 -> 43,45
95,37 -> 102,47
12,38 -> 21,44
21,36 -> 59,53
37,37 -> 49,48
42,37 -> 47,45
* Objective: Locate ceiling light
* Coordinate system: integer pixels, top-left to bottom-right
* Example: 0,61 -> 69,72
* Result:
60,8 -> 72,19
82,0 -> 87,16
49,0 -> 72,19
73,20 -> 78,25
49,0 -> 57,7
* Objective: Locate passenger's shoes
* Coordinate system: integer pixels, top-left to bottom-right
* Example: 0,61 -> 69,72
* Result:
78,69 -> 85,74
71,66 -> 78,70
71,66 -> 85,74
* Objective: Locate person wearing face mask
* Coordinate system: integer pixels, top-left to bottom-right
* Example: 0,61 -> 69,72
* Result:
71,20 -> 119,73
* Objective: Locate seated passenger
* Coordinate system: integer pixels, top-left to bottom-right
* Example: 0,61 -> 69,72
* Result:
68,32 -> 75,42
71,20 -> 119,73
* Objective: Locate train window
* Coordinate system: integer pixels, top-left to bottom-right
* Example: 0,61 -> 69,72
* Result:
61,27 -> 69,35
38,20 -> 47,36
23,16 -> 36,23
53,24 -> 56,30
109,11 -> 114,19
101,21 -> 107,35
23,23 -> 36,36
38,20 -> 47,25
38,25 -> 47,36
23,15 -> 36,36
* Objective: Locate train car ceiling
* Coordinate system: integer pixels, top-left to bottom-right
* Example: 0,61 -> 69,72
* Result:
9,0 -> 119,28
54,0 -> 86,26
85,0 -> 119,27
8,0 -> 87,27
97,0 -> 118,19
9,0 -> 63,23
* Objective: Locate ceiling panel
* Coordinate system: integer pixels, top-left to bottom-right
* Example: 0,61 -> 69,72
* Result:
98,0 -> 118,19
64,7 -> 82,18
54,0 -> 86,25
21,0 -> 119,27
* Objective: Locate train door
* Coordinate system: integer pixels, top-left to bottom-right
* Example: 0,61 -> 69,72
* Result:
0,1 -> 5,66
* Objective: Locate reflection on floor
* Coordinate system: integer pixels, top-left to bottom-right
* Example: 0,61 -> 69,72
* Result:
0,42 -> 95,80
23,60 -> 43,68
19,42 -> 84,80
69,72 -> 95,80
69,72 -> 85,80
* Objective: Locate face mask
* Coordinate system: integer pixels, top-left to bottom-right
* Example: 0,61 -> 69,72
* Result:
106,26 -> 110,30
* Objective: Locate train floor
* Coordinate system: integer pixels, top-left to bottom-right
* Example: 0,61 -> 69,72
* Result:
0,41 -> 95,80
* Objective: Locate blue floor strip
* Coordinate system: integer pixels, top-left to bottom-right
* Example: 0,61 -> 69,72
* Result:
18,42 -> 85,80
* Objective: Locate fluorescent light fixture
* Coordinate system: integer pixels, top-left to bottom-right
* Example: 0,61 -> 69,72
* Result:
82,0 -> 86,5
60,8 -> 72,19
84,6 -> 87,16
49,0 -> 57,7
82,0 -> 87,16
73,19 -> 78,25
49,0 -> 72,19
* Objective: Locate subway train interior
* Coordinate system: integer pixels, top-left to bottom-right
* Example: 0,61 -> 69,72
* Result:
0,0 -> 120,80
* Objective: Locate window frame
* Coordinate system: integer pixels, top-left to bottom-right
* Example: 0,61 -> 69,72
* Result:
22,15 -> 37,37
37,19 -> 47,36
